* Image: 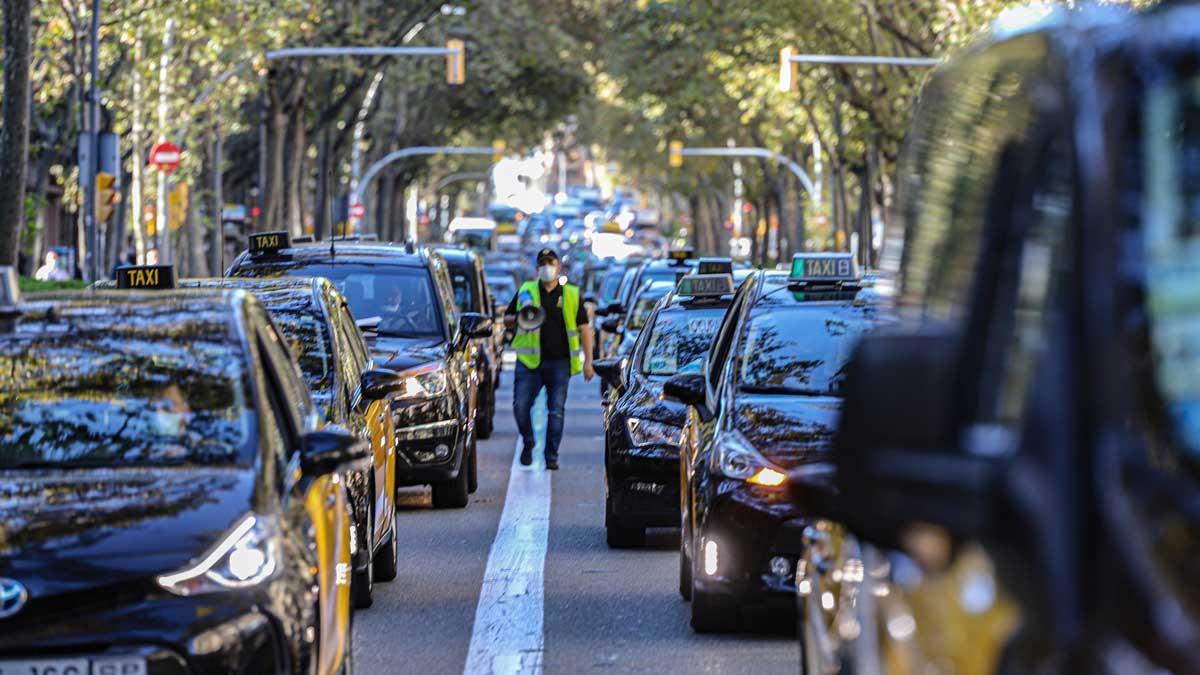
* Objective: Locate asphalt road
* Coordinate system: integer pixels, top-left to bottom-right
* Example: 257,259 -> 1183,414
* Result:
354,369 -> 798,674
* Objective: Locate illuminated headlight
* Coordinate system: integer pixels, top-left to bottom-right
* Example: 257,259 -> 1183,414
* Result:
391,362 -> 449,401
158,514 -> 279,595
626,417 -> 681,447
712,429 -> 787,487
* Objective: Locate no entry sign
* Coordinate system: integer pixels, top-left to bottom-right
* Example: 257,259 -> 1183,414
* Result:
349,202 -> 366,219
149,141 -> 182,174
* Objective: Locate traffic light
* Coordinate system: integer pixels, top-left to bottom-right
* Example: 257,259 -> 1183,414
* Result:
96,172 -> 120,225
779,47 -> 797,92
446,39 -> 466,85
669,140 -> 684,168
492,139 -> 507,164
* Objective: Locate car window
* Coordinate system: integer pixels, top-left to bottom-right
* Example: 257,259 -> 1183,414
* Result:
255,311 -> 313,434
891,37 -> 1040,321
736,305 -> 881,397
640,307 -> 725,377
0,306 -> 253,468
234,261 -> 445,340
431,256 -> 460,337
706,279 -> 751,391
627,290 -> 669,331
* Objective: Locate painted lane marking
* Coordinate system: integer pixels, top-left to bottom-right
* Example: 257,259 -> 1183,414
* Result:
464,393 -> 550,675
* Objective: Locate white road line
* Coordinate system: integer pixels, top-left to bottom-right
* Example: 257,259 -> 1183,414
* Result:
464,394 -> 550,675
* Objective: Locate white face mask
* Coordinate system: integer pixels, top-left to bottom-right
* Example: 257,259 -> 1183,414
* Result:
538,264 -> 558,282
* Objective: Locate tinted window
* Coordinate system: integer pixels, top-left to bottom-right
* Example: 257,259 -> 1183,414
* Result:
0,305 -> 252,467
268,304 -> 333,401
236,262 -> 443,339
891,38 -> 1040,319
736,304 -> 882,396
599,269 -> 625,304
640,307 -> 724,376
628,287 -> 671,330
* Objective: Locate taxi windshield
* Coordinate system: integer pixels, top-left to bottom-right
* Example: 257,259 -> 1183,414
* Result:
239,262 -> 444,339
0,307 -> 252,469
627,288 -> 670,331
269,309 -> 333,398
736,306 -> 877,396
640,307 -> 724,376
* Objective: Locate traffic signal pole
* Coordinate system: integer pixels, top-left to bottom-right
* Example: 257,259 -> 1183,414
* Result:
84,0 -> 101,281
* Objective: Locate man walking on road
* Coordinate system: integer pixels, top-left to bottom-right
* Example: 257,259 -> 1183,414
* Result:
505,247 -> 594,470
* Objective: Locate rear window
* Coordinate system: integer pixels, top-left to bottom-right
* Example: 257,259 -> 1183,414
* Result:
0,303 -> 253,468
737,305 -> 881,396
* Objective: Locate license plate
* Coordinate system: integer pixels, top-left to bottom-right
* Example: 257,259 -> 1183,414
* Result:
0,657 -> 146,675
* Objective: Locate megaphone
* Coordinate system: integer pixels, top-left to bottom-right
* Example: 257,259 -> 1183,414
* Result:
517,304 -> 545,331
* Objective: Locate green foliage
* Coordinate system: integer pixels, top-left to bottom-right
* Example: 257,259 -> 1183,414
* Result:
18,277 -> 88,293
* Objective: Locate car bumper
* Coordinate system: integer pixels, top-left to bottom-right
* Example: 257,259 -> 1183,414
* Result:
0,590 -> 295,674
392,396 -> 464,485
607,442 -> 680,527
693,479 -> 804,605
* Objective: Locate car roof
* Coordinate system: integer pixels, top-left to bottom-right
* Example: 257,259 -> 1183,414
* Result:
17,289 -> 250,339
430,246 -> 480,266
231,242 -> 430,270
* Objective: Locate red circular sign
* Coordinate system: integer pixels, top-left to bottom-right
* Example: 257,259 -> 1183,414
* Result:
149,141 -> 182,174
349,202 -> 366,219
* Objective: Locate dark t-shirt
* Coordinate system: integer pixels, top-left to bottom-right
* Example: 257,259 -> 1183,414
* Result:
506,282 -> 589,361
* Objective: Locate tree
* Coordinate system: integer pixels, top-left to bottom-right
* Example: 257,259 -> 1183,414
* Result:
0,0 -> 33,268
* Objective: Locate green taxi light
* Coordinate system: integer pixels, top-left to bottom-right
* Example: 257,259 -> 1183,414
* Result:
789,253 -> 858,282
677,273 -> 734,297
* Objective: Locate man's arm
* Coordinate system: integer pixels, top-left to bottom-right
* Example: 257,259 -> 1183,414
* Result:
577,302 -> 595,380
503,290 -> 518,330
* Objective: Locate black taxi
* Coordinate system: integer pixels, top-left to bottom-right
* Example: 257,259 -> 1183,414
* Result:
595,260 -> 737,548
227,233 -> 493,509
0,272 -> 358,674
432,246 -> 502,440
95,269 -> 403,609
665,253 -> 889,632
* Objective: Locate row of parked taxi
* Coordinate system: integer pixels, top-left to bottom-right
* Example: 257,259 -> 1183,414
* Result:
0,233 -> 506,674
591,2 -> 1200,672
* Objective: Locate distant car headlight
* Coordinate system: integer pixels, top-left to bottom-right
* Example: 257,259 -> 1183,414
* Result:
158,514 -> 279,596
712,429 -> 787,487
626,417 -> 681,447
393,362 -> 449,401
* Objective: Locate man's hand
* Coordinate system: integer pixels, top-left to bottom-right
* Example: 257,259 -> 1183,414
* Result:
583,359 -> 595,382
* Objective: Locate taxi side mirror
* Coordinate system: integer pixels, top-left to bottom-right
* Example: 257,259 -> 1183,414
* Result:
600,317 -> 622,334
834,331 -> 1001,548
663,373 -> 710,420
361,368 -> 404,402
461,312 -> 493,339
604,302 -> 623,316
593,357 -> 627,390
301,429 -> 369,477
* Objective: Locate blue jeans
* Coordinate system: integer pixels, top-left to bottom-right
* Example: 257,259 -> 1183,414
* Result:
513,359 -> 571,461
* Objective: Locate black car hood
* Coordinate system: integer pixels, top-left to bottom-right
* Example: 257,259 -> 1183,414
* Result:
622,377 -> 687,427
0,467 -> 255,597
732,394 -> 841,468
367,335 -> 445,372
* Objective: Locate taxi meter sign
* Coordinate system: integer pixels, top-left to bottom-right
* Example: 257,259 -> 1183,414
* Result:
677,274 -> 734,297
789,252 -> 858,281
116,265 -> 176,290
249,230 -> 291,256
149,141 -> 182,174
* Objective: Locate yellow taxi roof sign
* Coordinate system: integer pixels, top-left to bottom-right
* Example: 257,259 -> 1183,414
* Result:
116,265 -> 176,290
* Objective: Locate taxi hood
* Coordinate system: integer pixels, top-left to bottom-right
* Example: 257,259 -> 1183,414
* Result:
733,395 -> 841,469
0,467 -> 256,598
366,335 -> 445,373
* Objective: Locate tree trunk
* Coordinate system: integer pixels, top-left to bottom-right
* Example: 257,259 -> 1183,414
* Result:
285,102 -> 306,237
0,0 -> 33,267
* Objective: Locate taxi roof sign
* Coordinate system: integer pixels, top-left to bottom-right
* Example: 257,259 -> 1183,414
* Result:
116,264 -> 176,290
667,248 -> 695,262
676,273 -> 734,298
789,252 -> 859,284
697,257 -> 733,276
248,230 -> 291,256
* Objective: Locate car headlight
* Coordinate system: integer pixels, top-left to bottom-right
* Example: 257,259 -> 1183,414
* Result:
626,417 -> 681,447
158,514 -> 279,596
712,429 -> 787,487
393,362 -> 449,401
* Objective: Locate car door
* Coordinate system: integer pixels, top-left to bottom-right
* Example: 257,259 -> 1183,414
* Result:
432,255 -> 474,423
255,312 -> 352,675
333,297 -> 395,548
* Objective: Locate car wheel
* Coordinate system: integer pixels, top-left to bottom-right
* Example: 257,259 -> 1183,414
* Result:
690,552 -> 739,633
467,432 -> 479,494
477,384 -> 494,440
679,534 -> 692,600
604,494 -> 644,548
352,505 -> 374,609
432,448 -> 470,509
373,507 -> 398,582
